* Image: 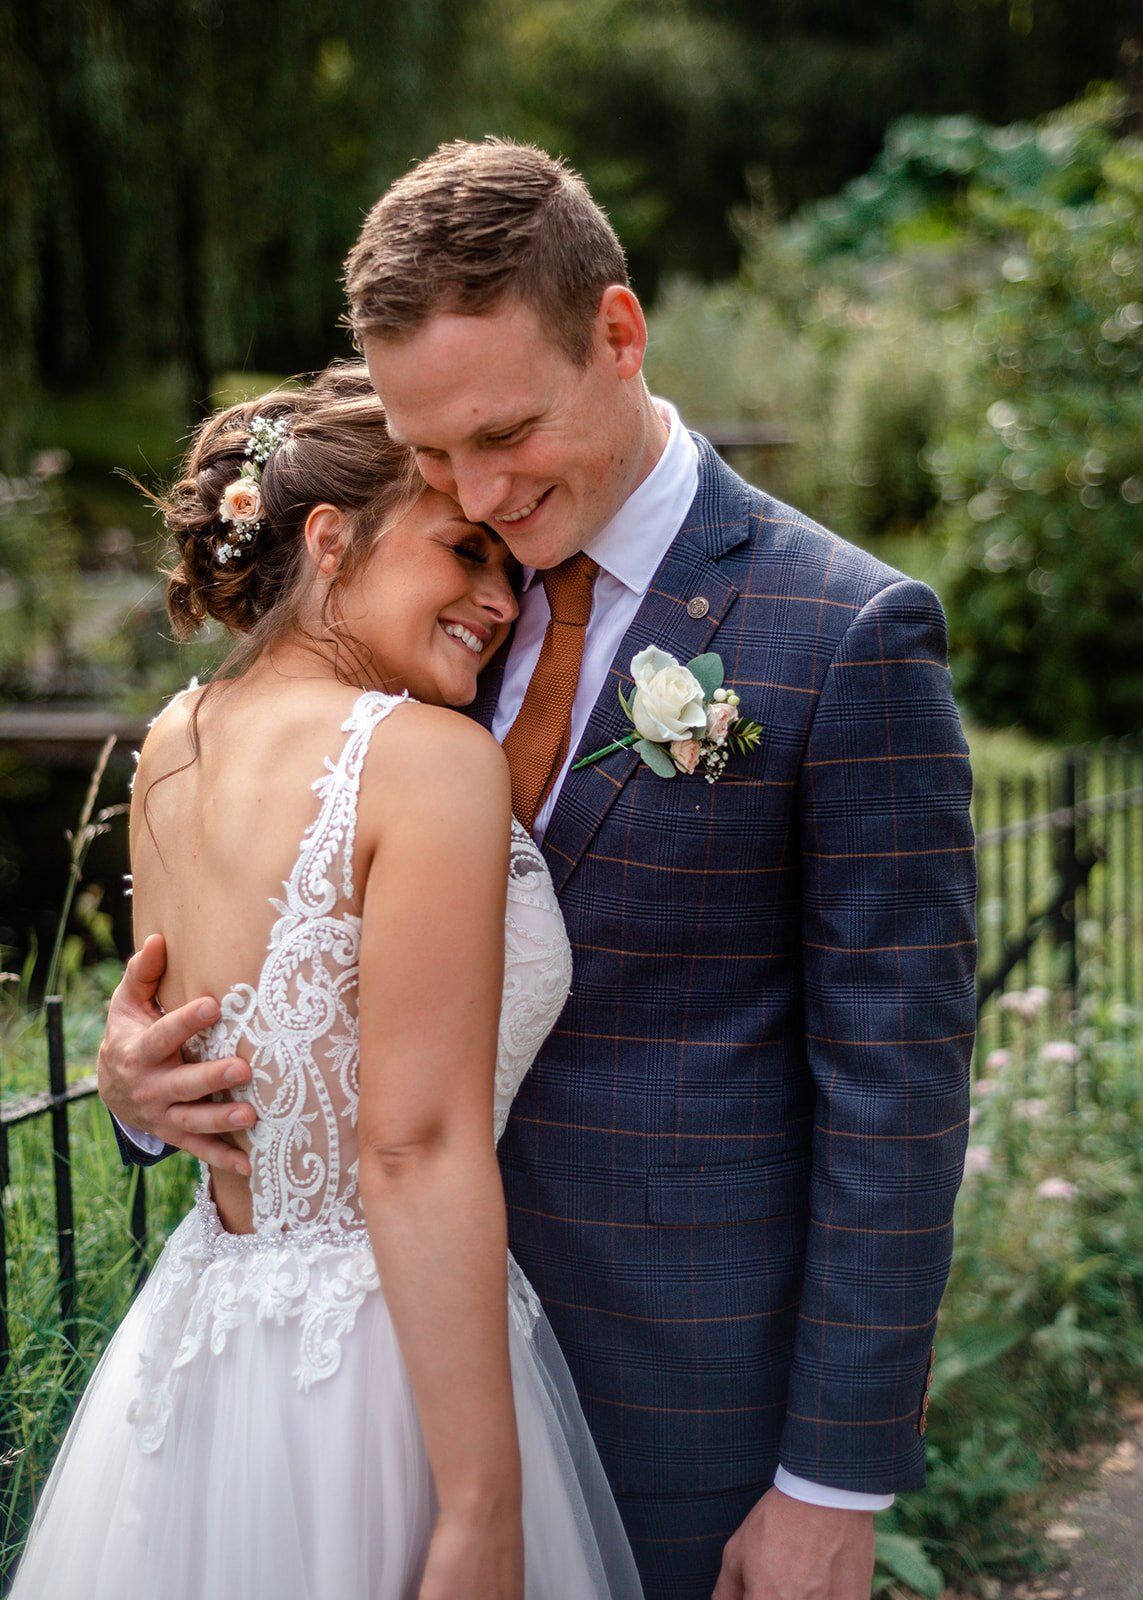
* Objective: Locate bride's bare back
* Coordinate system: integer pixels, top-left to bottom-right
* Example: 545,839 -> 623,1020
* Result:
130,673 -> 401,1231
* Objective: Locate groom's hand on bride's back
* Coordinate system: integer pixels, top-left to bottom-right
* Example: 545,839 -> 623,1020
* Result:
98,933 -> 255,1176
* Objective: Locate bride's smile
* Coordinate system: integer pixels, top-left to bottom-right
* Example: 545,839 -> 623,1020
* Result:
301,488 -> 520,707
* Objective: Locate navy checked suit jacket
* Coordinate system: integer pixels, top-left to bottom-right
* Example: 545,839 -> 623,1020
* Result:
117,437 -> 975,1500
470,436 -> 976,1499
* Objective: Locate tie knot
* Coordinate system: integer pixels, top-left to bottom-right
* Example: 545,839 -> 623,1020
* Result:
541,551 -> 598,627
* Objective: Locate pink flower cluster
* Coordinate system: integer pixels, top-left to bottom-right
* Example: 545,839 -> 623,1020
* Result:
998,985 -> 1052,1021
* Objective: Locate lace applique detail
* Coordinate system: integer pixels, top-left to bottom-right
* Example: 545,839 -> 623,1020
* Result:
130,695 -> 572,1450
507,1250 -> 543,1338
128,1192 -> 379,1453
185,691 -> 408,1237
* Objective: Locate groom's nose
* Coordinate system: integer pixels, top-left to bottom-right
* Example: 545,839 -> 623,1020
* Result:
451,456 -> 513,526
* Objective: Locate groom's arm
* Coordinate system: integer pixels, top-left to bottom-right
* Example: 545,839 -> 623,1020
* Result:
782,575 -> 975,1492
98,934 -> 255,1175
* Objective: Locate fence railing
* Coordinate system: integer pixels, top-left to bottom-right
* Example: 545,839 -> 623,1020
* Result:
972,737 -> 1142,1084
1,733 -> 1141,1529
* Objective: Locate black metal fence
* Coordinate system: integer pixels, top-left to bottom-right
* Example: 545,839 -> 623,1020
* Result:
1,733 -> 1141,1531
973,736 -> 1143,1082
0,999 -> 148,1382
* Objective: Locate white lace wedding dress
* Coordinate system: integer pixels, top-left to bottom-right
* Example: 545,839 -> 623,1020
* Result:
11,690 -> 643,1600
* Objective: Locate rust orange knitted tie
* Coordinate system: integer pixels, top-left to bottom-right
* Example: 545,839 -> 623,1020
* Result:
502,551 -> 599,832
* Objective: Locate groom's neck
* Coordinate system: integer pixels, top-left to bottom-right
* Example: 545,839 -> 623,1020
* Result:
597,381 -> 671,528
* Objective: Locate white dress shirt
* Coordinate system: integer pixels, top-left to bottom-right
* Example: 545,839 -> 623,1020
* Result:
124,400 -> 892,1511
491,401 -> 698,842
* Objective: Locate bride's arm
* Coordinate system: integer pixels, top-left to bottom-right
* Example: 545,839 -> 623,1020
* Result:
355,706 -> 522,1600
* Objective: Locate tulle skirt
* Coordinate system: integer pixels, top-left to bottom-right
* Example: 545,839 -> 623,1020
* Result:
10,1199 -> 643,1600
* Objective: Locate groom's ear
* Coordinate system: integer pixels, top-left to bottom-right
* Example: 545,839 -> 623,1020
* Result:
597,285 -> 648,381
304,504 -> 349,575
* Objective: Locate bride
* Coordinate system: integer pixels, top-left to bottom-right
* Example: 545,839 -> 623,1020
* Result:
11,362 -> 643,1600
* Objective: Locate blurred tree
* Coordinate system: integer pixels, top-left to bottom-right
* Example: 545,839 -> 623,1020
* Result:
1,0 -> 486,429
0,0 -> 1131,457
934,119 -> 1143,738
485,0 -> 1125,296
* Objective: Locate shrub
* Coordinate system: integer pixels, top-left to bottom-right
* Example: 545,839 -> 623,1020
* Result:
933,134 -> 1143,739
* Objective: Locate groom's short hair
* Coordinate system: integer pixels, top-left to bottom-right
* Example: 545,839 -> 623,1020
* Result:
344,138 -> 628,366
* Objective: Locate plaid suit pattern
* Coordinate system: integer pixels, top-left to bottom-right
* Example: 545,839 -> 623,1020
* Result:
481,438 -> 975,1519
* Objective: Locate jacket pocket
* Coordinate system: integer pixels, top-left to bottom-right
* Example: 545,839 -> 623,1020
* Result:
646,1150 -> 809,1227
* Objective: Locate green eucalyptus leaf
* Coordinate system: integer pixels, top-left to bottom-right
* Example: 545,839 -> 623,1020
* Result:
635,738 -> 677,779
686,652 -> 724,698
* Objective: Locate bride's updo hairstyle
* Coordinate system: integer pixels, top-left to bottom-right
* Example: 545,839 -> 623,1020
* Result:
156,361 -> 420,678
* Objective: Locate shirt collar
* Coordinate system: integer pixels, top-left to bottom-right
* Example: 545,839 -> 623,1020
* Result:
520,399 -> 698,597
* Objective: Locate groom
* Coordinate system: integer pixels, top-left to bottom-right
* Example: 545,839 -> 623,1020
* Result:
100,139 -> 975,1599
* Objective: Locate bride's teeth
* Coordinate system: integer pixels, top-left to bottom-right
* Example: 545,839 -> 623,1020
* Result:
443,623 -> 482,655
499,495 -> 541,524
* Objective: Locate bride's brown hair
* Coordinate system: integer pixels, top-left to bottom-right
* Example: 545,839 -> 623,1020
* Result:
157,360 -> 420,672
140,361 -> 421,815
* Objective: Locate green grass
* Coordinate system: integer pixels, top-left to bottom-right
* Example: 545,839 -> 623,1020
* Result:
1,975 -> 198,1575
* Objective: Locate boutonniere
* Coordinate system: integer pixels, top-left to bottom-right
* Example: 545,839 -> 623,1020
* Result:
572,647 -> 763,784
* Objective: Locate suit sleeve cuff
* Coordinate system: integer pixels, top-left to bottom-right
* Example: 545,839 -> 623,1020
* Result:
116,1118 -> 167,1158
774,1466 -> 895,1512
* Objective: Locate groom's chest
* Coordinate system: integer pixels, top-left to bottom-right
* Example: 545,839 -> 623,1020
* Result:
472,538 -> 821,915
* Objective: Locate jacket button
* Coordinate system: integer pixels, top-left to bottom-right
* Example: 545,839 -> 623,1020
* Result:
687,596 -> 709,619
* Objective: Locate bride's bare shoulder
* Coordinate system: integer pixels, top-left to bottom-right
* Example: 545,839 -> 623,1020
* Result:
357,701 -> 509,834
133,681 -> 209,778
368,700 -> 506,779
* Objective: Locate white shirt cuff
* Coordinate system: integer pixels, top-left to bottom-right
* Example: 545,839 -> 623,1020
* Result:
116,1118 -> 166,1158
774,1466 -> 895,1512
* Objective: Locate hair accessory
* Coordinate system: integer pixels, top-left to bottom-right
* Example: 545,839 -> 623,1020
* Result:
216,414 -> 291,565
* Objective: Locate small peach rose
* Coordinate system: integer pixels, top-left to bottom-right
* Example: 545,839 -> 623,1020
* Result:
705,702 -> 737,745
220,477 -> 263,526
670,737 -> 702,775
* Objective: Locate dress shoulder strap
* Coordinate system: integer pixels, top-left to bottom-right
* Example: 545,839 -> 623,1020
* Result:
288,690 -> 410,914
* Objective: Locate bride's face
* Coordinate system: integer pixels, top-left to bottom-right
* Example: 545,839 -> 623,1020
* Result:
337,488 -> 520,706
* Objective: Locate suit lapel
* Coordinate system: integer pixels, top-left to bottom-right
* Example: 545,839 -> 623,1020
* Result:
541,438 -> 750,895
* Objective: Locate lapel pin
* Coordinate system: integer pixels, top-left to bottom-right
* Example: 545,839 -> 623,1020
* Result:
687,596 -> 709,619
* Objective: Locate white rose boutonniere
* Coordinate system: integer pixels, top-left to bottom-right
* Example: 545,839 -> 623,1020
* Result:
573,647 -> 763,784
629,647 -> 708,742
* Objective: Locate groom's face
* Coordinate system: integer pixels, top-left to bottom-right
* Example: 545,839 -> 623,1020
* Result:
363,292 -> 644,571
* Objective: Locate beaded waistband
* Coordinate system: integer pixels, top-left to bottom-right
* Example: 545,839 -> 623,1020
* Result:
193,1183 -> 372,1259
